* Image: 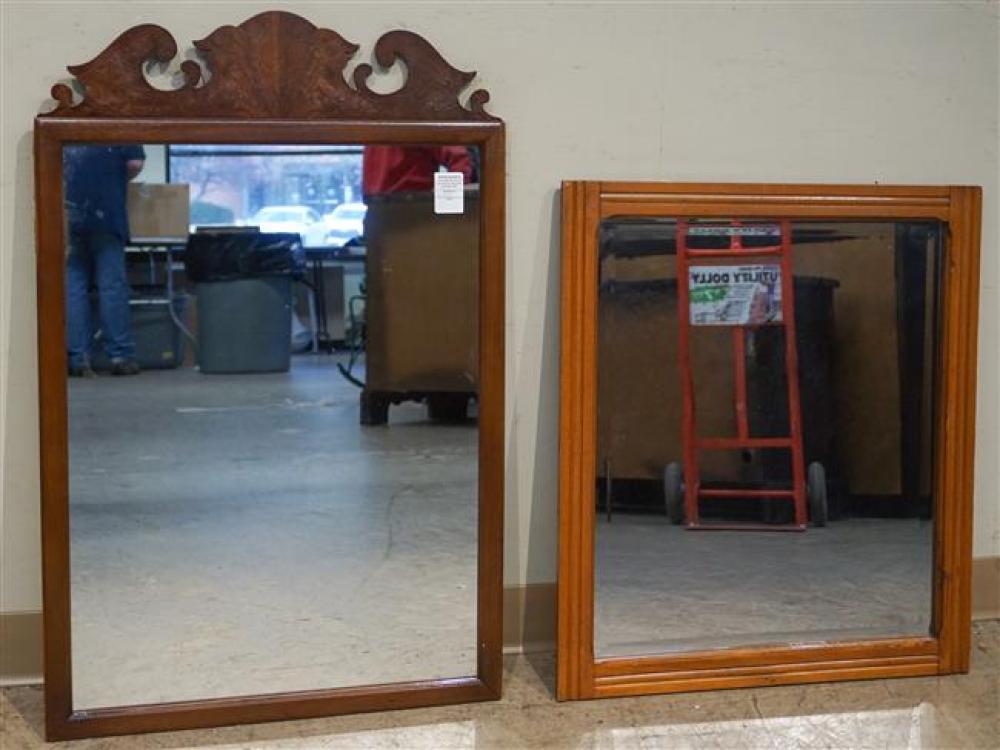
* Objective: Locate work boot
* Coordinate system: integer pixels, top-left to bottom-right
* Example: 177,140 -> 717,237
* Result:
110,359 -> 140,376
68,363 -> 98,378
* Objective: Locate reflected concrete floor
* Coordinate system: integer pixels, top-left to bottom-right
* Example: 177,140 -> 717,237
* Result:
67,355 -> 478,709
596,514 -> 933,657
3,621 -> 998,748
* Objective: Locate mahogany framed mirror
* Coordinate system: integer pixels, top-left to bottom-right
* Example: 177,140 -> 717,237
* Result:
558,182 -> 980,700
35,11 -> 503,740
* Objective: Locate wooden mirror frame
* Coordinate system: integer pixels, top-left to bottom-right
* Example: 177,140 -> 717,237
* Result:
34,11 -> 504,740
557,181 -> 980,700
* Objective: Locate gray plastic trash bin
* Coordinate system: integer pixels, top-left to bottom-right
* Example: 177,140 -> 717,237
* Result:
184,231 -> 304,374
196,277 -> 292,373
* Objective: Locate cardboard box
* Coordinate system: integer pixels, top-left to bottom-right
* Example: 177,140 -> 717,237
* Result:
128,183 -> 190,241
597,259 -> 743,483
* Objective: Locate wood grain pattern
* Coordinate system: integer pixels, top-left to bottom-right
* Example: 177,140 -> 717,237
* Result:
591,659 -> 940,698
46,11 -> 496,122
558,181 -> 981,701
557,182 -> 591,700
557,182 -> 604,700
34,119 -> 74,738
598,182 -> 953,198
475,124 -> 506,698
56,679 -> 495,741
35,12 -> 504,741
593,636 -> 938,678
934,187 -> 982,673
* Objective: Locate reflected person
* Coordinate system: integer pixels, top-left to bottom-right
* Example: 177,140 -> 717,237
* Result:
63,145 -> 145,377
361,145 -> 474,196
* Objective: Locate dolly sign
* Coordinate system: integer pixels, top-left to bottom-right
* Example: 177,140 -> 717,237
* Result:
688,265 -> 783,326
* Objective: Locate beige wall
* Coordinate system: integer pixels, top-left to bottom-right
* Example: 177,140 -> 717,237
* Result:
1,2 -> 998,615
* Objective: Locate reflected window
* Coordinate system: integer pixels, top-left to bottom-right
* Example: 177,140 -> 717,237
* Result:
168,144 -> 363,247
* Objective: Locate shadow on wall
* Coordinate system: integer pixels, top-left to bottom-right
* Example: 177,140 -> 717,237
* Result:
505,189 -> 561,694
1,132 -> 43,620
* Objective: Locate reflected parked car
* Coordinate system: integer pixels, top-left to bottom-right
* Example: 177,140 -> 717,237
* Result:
323,202 -> 367,247
248,205 -> 327,247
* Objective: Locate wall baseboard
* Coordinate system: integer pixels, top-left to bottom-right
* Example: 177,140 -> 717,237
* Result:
972,556 -> 1000,620
0,611 -> 42,686
503,583 -> 557,653
3,558 -> 997,685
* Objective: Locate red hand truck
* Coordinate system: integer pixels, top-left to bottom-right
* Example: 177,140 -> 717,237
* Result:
663,219 -> 827,531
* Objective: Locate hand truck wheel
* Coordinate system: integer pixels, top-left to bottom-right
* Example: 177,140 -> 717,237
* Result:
663,462 -> 685,525
807,461 -> 828,527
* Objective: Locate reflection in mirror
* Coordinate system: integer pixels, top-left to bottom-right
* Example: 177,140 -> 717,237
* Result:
595,218 -> 941,657
64,142 -> 481,708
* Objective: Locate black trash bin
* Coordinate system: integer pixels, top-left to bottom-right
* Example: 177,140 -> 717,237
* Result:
746,276 -> 842,519
184,232 -> 305,374
89,292 -> 188,370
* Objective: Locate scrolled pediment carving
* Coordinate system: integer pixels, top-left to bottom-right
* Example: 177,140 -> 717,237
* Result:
45,11 -> 495,121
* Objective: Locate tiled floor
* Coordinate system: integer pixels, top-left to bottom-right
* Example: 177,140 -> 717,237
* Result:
3,621 -> 997,749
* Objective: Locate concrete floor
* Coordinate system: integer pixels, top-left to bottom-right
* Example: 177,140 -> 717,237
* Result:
596,515 -> 933,656
2,621 -> 997,748
64,352 -> 935,718
67,355 -> 478,709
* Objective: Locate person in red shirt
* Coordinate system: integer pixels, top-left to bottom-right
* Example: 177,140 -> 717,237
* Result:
362,146 -> 474,196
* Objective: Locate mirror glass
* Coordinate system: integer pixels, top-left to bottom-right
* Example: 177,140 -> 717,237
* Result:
63,142 -> 481,708
595,218 -> 941,657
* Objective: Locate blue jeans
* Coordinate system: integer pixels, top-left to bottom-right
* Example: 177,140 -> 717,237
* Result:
66,231 -> 135,368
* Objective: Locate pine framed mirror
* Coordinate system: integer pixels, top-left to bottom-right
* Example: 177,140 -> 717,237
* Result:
34,11 -> 504,740
558,181 -> 980,700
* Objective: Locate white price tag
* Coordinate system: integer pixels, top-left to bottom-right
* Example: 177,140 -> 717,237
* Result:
434,171 -> 464,214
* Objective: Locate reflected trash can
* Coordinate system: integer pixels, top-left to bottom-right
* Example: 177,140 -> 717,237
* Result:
90,292 -> 187,370
184,231 -> 305,374
747,276 -> 842,518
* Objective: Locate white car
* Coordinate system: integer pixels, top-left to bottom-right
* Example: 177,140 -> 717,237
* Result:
248,205 -> 327,247
322,202 -> 367,247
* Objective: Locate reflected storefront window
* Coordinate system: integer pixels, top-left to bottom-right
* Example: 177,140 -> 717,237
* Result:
168,144 -> 363,247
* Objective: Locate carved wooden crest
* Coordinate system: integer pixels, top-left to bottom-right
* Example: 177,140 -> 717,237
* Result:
44,11 -> 496,121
